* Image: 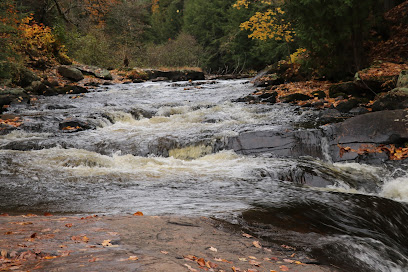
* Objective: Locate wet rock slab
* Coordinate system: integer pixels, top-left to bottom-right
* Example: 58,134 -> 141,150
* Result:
0,215 -> 336,272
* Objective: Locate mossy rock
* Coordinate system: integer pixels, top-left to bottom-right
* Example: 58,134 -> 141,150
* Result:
397,70 -> 408,88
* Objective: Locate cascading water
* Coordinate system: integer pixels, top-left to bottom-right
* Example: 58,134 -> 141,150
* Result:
0,79 -> 407,271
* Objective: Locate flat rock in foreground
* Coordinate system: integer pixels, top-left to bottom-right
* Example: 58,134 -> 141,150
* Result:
0,215 -> 337,272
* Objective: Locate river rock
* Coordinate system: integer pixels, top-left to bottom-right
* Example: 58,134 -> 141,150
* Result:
327,109 -> 408,162
397,70 -> 408,87
252,73 -> 284,88
227,128 -> 326,160
372,88 -> 408,111
57,85 -> 88,95
144,69 -> 205,81
335,99 -> 360,113
329,81 -> 370,98
73,64 -> 113,80
59,118 -> 95,132
280,93 -> 312,103
57,66 -> 84,81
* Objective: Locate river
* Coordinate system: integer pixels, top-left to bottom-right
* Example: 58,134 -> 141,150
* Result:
1,79 -> 407,271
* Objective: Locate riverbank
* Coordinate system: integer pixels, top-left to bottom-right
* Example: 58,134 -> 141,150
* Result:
0,214 -> 337,272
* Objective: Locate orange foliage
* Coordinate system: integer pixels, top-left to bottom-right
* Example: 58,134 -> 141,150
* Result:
338,144 -> 408,161
83,0 -> 120,27
0,117 -> 22,128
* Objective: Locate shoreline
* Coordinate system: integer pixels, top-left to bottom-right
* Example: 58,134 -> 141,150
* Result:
0,214 -> 338,272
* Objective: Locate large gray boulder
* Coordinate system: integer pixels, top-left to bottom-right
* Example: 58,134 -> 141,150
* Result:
57,66 -> 84,81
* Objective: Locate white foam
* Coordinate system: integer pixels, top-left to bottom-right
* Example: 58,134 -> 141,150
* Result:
381,176 -> 408,202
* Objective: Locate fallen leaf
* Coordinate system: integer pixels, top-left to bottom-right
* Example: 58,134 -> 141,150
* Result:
249,260 -> 262,266
283,259 -> 294,263
0,213 -> 9,216
22,214 -> 37,217
264,248 -> 272,252
232,266 -> 241,272
1,249 -> 7,258
30,233 -> 37,239
102,240 -> 112,247
10,222 -> 33,225
247,269 -> 259,272
206,261 -> 218,269
248,256 -> 257,260
253,241 -> 262,248
214,257 -> 232,263
197,258 -> 206,267
160,250 -> 169,255
238,257 -> 247,261
184,255 -> 197,261
133,211 -> 144,216
65,223 -> 73,228
295,261 -> 304,265
242,233 -> 253,238
184,264 -> 198,272
88,257 -> 99,262
44,212 -> 53,216
44,256 -> 58,260
209,246 -> 218,252
128,256 -> 138,261
279,265 -> 289,271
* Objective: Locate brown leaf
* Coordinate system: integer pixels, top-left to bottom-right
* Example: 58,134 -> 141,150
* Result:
44,212 -> 53,216
242,233 -> 253,238
184,255 -> 197,261
253,241 -> 262,248
44,256 -> 58,260
160,250 -> 169,255
248,260 -> 261,266
206,261 -> 218,269
128,256 -> 138,261
30,233 -> 37,239
133,211 -> 144,216
0,213 -> 9,216
1,250 -> 7,258
65,223 -> 73,228
248,256 -> 257,260
197,257 -> 206,267
232,266 -> 241,272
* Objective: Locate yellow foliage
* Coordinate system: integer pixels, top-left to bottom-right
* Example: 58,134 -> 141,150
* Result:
152,0 -> 160,13
289,48 -> 307,64
239,8 -> 294,42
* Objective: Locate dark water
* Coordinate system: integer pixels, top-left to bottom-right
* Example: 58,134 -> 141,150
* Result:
1,80 -> 407,271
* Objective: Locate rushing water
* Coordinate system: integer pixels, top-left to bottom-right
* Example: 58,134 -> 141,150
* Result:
1,79 -> 408,271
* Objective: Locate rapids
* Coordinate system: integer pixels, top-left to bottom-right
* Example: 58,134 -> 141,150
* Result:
1,79 -> 408,271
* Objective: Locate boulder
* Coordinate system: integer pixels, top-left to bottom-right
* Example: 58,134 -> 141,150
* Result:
74,64 -> 113,80
329,82 -> 370,98
327,109 -> 408,162
372,88 -> 408,111
280,93 -> 312,103
143,69 -> 205,81
397,70 -> 408,88
259,91 -> 278,103
58,66 -> 84,81
59,118 -> 95,132
354,71 -> 397,94
252,73 -> 284,88
12,67 -> 40,88
57,85 -> 88,95
335,99 -> 360,113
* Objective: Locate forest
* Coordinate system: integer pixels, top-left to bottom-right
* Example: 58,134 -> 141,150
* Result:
0,0 -> 407,84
